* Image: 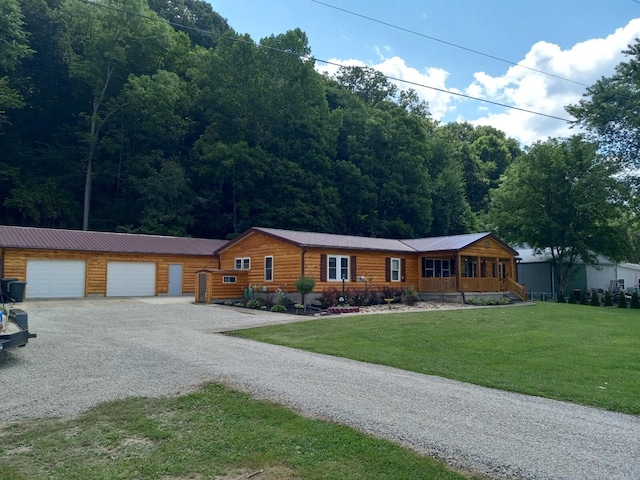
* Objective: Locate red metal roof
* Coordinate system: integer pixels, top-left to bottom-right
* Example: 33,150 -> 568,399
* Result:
0,225 -> 227,256
217,227 -> 516,255
249,227 -> 417,252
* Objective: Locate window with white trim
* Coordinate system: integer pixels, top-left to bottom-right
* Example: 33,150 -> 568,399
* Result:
391,258 -> 401,281
264,256 -> 273,281
235,257 -> 250,270
422,259 -> 452,278
328,255 -> 349,281
222,276 -> 237,283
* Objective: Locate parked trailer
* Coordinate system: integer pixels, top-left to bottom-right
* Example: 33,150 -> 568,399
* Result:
0,309 -> 36,350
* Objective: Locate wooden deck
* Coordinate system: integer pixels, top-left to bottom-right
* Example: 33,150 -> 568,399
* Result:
418,277 -> 526,301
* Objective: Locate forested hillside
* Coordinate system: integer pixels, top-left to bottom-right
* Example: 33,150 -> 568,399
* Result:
0,0 -> 522,239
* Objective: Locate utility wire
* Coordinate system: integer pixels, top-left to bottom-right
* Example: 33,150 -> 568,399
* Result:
78,0 -> 574,123
310,0 -> 590,88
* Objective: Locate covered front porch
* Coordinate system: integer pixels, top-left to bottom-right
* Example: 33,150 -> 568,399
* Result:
418,254 -> 526,300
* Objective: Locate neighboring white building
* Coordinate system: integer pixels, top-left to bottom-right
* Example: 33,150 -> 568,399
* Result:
515,246 -> 640,299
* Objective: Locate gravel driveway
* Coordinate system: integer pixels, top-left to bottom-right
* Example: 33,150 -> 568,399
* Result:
1,298 -> 638,480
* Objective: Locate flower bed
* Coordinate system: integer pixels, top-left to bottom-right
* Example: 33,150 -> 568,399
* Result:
327,306 -> 360,314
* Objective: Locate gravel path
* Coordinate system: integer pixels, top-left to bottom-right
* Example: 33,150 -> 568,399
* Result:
1,298 -> 638,479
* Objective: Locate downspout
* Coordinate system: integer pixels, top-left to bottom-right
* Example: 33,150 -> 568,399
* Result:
301,249 -> 307,277
1,248 -> 4,279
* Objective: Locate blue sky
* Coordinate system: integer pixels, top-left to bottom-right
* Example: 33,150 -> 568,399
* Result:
210,0 -> 640,146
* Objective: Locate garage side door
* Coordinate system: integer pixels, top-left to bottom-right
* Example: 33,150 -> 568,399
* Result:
107,262 -> 156,297
26,259 -> 86,298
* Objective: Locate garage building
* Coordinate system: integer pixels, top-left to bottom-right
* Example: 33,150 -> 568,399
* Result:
0,226 -> 226,299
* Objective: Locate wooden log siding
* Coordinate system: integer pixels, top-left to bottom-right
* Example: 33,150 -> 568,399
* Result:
1,248 -> 218,297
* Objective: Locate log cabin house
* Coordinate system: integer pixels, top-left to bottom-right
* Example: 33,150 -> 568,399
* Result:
0,225 -> 225,299
198,227 -> 525,304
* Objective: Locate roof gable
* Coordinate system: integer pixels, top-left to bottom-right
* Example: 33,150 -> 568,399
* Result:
0,225 -> 227,256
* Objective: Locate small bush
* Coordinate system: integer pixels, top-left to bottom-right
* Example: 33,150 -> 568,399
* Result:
630,291 -> 640,309
402,285 -> 419,306
318,288 -> 340,308
589,290 -> 600,307
270,304 -> 286,313
381,286 -> 403,303
618,292 -> 628,308
557,295 -> 566,303
273,287 -> 291,306
245,298 -> 261,309
579,290 -> 589,305
349,288 -> 377,306
567,293 -> 576,304
604,291 -> 613,306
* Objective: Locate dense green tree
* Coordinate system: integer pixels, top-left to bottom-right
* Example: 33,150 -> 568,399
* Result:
334,65 -> 398,107
0,0 -> 527,241
488,135 -> 629,297
147,0 -> 229,49
567,39 -> 640,166
439,123 -> 520,214
59,0 -> 183,230
0,0 -> 32,127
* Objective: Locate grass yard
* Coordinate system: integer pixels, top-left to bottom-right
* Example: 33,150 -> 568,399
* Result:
0,383 -> 470,480
234,303 -> 640,415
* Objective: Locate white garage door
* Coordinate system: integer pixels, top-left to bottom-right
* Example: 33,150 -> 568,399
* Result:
107,262 -> 156,297
26,260 -> 86,298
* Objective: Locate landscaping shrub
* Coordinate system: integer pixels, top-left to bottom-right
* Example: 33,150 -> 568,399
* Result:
349,288 -> 377,306
604,291 -> 613,306
579,290 -> 589,305
318,288 -> 340,308
381,286 -> 403,303
589,289 -> 600,307
402,285 -> 419,306
631,291 -> 640,309
567,293 -> 576,304
618,292 -> 628,308
557,294 -> 566,303
273,287 -> 291,306
270,304 -> 286,313
245,298 -> 261,309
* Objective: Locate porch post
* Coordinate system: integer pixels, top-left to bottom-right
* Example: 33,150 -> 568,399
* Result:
477,255 -> 481,292
456,253 -> 462,291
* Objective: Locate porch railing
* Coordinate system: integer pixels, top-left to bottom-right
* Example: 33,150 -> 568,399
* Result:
418,276 -> 526,300
505,277 -> 526,301
419,277 -> 457,292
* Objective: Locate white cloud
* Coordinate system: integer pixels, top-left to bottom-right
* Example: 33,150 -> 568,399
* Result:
317,18 -> 640,147
465,18 -> 640,145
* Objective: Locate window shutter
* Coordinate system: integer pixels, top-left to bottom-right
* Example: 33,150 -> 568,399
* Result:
401,258 -> 406,282
351,256 -> 357,282
320,254 -> 327,282
385,257 -> 391,282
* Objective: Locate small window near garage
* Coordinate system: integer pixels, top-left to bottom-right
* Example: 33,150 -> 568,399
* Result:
265,256 -> 273,281
235,257 -> 250,270
223,276 -> 237,283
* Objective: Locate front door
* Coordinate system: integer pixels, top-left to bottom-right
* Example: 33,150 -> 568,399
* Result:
168,264 -> 183,296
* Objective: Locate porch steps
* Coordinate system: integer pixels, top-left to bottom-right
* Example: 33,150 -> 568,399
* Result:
504,292 -> 524,303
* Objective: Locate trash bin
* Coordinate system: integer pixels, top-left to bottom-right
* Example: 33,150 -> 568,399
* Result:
1,278 -> 18,294
8,281 -> 27,302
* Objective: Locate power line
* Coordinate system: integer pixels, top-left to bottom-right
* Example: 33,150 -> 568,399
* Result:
310,0 -> 590,88
78,0 -> 573,123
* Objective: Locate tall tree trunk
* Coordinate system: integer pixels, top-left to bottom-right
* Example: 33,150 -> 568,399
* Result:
82,64 -> 115,230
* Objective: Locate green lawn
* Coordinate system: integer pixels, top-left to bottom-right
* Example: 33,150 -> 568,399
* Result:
234,303 -> 640,414
0,384 -> 470,480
